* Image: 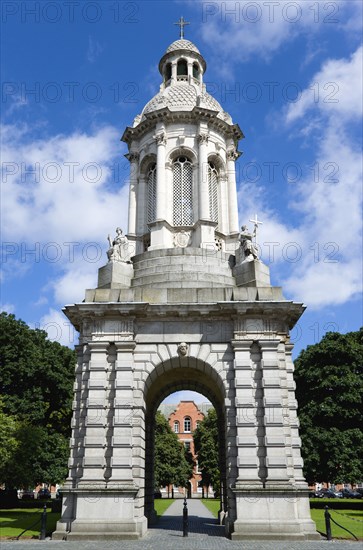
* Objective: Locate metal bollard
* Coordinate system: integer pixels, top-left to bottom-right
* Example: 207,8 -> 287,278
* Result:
40,505 -> 47,540
183,496 -> 188,537
324,505 -> 332,541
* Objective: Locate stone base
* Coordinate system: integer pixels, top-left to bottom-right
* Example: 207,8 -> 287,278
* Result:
233,258 -> 271,287
97,261 -> 134,289
230,486 -> 320,541
52,486 -> 147,541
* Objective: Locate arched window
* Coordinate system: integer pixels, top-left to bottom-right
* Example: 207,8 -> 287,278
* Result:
164,63 -> 172,84
193,63 -> 199,80
173,421 -> 179,433
147,163 -> 157,223
184,417 -> 191,433
173,156 -> 193,226
177,59 -> 187,76
208,161 -> 219,225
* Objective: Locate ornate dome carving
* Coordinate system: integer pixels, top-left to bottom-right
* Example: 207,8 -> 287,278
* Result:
141,83 -> 231,123
165,39 -> 201,54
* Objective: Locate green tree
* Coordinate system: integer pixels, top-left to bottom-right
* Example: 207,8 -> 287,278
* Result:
294,329 -> 363,485
0,312 -> 76,487
154,411 -> 192,496
193,408 -> 220,496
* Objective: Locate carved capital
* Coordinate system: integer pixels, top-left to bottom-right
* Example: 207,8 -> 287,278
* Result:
155,132 -> 167,146
226,147 -> 239,161
198,133 -> 209,145
128,152 -> 140,163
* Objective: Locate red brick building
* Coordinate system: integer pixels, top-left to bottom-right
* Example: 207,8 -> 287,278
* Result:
159,401 -> 213,496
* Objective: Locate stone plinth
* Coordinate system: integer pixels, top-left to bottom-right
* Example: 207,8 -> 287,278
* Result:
230,486 -> 319,540
233,258 -> 271,287
98,261 -> 134,289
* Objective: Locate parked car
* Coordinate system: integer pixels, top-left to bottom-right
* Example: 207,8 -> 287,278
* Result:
341,488 -> 362,499
38,488 -> 51,499
316,489 -> 340,498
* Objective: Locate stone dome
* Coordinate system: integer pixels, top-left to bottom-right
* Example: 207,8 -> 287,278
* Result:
141,83 -> 232,123
165,39 -> 201,54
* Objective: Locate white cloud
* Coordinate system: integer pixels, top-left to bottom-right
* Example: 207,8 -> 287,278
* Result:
87,36 -> 104,63
1,124 -> 129,243
1,123 -> 130,307
1,303 -> 15,314
286,46 -> 363,124
39,308 -> 78,347
196,1 -> 359,66
236,46 -> 362,308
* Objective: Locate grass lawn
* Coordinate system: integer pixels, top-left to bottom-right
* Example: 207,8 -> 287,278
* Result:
154,499 -> 175,517
201,498 -> 220,518
310,508 -> 363,540
0,508 -> 61,539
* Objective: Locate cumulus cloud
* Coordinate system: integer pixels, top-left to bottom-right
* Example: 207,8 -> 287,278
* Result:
38,308 -> 78,347
1,123 -> 130,310
236,44 -> 362,308
286,46 -> 363,124
195,0 -> 361,70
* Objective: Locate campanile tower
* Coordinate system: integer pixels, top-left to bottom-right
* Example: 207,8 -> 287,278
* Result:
54,24 -> 318,541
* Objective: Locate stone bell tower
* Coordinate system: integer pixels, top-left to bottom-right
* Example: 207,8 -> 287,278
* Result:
54,22 -> 318,541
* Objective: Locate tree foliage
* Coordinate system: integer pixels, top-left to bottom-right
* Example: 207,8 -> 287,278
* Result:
294,329 -> 363,485
0,312 -> 76,487
193,408 -> 220,494
154,411 -> 193,491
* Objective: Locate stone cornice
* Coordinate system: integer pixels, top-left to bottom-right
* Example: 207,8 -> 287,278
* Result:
121,107 -> 244,145
63,300 -> 305,332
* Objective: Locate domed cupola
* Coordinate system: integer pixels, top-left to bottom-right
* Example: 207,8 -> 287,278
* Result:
122,18 -> 244,257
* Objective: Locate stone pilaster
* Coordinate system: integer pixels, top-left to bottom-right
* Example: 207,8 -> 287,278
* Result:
259,339 -> 291,486
231,339 -> 261,485
108,340 -> 136,483
127,152 -> 139,237
226,147 -> 240,234
155,130 -> 167,221
78,341 -> 109,484
198,130 -> 209,221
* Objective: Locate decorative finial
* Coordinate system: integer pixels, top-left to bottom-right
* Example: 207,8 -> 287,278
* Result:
174,16 -> 190,39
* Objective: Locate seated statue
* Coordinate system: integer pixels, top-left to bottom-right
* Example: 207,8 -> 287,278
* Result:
239,224 -> 259,261
107,227 -> 130,263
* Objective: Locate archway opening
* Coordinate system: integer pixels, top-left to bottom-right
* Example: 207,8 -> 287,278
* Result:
143,361 -> 228,535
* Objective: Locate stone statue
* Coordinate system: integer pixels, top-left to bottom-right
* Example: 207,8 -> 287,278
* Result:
107,227 -> 130,263
177,342 -> 189,356
239,224 -> 259,261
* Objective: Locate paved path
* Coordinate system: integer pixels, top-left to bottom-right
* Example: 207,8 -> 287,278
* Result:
1,499 -> 359,549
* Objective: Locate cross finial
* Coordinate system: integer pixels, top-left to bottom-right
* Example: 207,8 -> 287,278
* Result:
249,214 -> 263,241
174,16 -> 190,39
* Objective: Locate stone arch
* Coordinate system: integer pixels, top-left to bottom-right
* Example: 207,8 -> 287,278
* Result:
139,153 -> 157,178
143,356 -> 228,527
168,146 -> 197,165
207,153 -> 227,179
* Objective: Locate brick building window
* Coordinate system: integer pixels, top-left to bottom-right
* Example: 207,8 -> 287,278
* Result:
184,416 -> 191,432
173,421 -> 179,433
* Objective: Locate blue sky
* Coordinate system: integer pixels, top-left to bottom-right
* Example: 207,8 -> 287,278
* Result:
1,0 -> 362,393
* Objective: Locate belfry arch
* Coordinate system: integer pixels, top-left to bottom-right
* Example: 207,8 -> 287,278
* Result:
142,357 -> 227,523
54,26 -> 319,542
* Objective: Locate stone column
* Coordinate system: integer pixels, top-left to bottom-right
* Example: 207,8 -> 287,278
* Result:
109,339 -> 136,483
284,341 -> 307,485
155,131 -> 167,221
171,61 -> 177,83
127,152 -> 139,235
198,132 -> 210,220
226,147 -> 240,234
232,339 -> 261,485
259,339 -> 291,486
79,340 -> 109,484
218,175 -> 229,235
